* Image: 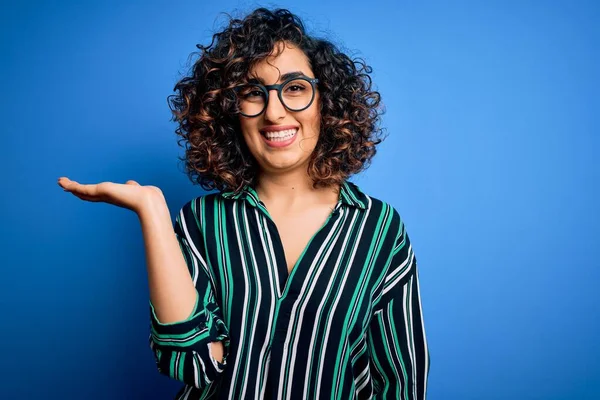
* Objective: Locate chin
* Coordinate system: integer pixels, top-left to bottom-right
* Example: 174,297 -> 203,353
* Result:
261,153 -> 309,172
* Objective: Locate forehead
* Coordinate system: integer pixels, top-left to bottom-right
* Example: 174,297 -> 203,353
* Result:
248,42 -> 313,83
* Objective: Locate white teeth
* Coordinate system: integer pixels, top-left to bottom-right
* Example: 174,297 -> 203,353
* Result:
264,129 -> 298,139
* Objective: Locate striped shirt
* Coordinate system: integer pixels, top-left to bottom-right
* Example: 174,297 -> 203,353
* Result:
148,180 -> 430,399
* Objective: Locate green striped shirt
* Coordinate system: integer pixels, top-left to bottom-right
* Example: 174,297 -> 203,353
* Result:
149,180 -> 430,399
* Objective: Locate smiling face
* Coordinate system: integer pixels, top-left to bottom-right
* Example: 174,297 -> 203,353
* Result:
238,41 -> 321,176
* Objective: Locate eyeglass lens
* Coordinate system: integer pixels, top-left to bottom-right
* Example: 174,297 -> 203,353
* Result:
234,78 -> 314,116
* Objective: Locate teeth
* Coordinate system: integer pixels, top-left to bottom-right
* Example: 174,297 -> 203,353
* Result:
264,129 -> 297,139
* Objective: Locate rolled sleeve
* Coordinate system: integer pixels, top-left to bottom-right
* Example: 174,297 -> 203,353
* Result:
148,199 -> 230,389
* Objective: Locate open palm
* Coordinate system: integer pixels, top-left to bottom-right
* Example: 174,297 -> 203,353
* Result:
57,177 -> 162,214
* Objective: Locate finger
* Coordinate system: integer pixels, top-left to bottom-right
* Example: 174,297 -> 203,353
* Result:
125,180 -> 140,186
60,178 -> 80,192
57,177 -> 72,190
70,190 -> 98,202
63,179 -> 82,192
66,180 -> 100,197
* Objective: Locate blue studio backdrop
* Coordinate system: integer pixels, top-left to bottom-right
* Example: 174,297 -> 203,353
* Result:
1,1 -> 598,399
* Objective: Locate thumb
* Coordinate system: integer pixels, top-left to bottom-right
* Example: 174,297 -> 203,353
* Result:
125,180 -> 141,186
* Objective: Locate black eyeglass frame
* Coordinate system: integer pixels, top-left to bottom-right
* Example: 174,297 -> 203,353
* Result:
232,76 -> 319,117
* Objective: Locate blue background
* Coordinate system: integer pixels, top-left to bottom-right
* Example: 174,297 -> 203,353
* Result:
1,0 -> 598,398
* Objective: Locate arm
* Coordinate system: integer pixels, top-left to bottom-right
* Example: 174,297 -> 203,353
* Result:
139,193 -> 229,388
368,217 -> 430,399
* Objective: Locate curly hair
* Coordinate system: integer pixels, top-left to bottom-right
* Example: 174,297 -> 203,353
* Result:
168,7 -> 387,193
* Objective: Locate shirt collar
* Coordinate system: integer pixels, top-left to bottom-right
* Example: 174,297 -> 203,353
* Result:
220,179 -> 367,210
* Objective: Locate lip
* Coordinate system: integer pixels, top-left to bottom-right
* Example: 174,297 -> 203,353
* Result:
259,125 -> 299,133
260,128 -> 298,148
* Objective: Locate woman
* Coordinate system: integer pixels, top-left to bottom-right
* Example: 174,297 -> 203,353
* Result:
58,7 -> 429,400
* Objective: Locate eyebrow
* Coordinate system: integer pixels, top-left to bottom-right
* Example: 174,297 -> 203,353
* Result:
247,70 -> 309,84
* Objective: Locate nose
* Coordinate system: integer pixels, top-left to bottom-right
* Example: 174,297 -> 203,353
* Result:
263,88 -> 287,122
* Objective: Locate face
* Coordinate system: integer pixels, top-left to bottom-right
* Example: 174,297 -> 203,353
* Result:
238,41 -> 321,176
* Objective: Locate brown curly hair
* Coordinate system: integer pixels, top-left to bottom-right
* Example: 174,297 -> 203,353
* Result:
168,7 -> 387,194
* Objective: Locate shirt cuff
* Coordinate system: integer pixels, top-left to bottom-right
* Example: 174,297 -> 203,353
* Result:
149,290 -> 202,335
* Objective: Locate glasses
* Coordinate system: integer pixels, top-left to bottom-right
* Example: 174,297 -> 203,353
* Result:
232,76 -> 319,117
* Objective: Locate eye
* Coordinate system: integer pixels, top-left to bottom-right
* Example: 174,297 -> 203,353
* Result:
243,90 -> 264,98
286,84 -> 306,92
237,85 -> 265,99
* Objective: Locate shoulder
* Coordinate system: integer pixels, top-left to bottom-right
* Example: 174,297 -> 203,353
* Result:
349,181 -> 404,239
175,192 -> 222,224
180,192 -> 224,209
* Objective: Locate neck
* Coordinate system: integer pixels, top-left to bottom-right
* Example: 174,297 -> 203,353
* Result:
254,169 -> 341,210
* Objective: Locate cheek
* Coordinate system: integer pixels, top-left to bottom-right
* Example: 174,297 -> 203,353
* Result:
304,109 -> 321,136
312,97 -> 322,129
239,120 -> 259,144
300,98 -> 321,132
242,132 -> 259,151
239,116 -> 255,132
